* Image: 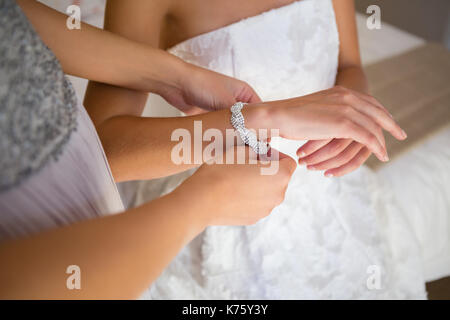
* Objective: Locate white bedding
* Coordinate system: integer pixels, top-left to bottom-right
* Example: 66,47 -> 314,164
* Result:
379,128 -> 450,281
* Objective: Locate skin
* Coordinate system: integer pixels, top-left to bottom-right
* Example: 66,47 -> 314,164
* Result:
0,147 -> 297,299
85,0 -> 407,182
297,0 -> 380,177
1,0 -> 295,299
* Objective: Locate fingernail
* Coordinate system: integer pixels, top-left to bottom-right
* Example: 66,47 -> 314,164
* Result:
325,173 -> 333,178
402,130 -> 407,139
307,165 -> 316,170
298,151 -> 306,157
298,159 -> 306,166
383,154 -> 389,162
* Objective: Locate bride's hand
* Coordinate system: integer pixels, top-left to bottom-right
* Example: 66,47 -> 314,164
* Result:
246,86 -> 407,163
158,62 -> 262,115
297,139 -> 372,177
295,87 -> 407,176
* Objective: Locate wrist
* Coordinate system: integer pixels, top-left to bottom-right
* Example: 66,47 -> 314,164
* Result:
169,58 -> 193,91
143,49 -> 189,95
243,103 -> 278,136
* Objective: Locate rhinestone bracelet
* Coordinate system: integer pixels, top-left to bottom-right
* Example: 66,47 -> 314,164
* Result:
230,102 -> 270,155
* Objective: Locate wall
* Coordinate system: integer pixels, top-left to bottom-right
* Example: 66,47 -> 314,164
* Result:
355,0 -> 450,48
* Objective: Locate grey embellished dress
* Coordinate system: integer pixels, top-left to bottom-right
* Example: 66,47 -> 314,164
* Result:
0,0 -> 124,241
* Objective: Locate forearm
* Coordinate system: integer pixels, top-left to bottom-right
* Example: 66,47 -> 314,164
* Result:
0,191 -> 205,299
98,102 -> 274,182
336,65 -> 369,94
17,0 -> 186,94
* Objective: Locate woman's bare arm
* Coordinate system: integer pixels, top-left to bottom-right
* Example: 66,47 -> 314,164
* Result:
83,0 -> 263,181
17,0 -> 262,182
0,191 -> 201,299
16,0 -> 192,97
86,0 -> 404,183
333,0 -> 369,94
84,0 -> 171,125
297,0 -> 398,177
24,0 -> 401,181
0,155 -> 297,299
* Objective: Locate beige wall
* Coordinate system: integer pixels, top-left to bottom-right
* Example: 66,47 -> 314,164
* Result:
355,0 -> 450,48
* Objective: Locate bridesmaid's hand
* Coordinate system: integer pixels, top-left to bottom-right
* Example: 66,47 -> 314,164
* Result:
160,62 -> 262,115
174,147 -> 296,227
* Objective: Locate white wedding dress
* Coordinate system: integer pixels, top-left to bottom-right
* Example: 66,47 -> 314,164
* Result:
139,0 -> 428,299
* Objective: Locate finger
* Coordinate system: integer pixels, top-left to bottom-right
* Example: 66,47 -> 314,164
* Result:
324,147 -> 372,177
240,82 -> 262,104
230,145 -> 269,164
297,139 -> 333,157
183,106 -> 208,115
270,149 -> 296,175
247,88 -> 262,103
349,89 -> 393,118
299,138 -> 352,166
258,146 -> 285,162
258,148 -> 296,180
307,141 -> 364,171
345,92 -> 407,140
343,106 -> 387,152
279,155 -> 297,176
269,148 -> 290,160
339,119 -> 387,162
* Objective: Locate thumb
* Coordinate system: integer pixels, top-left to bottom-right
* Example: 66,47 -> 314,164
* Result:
235,81 -> 262,104
267,148 -> 291,160
182,106 -> 208,115
246,86 -> 262,103
274,149 -> 297,175
264,148 -> 297,174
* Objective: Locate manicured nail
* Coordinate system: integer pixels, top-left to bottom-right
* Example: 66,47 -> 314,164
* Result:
325,173 -> 333,178
401,130 -> 407,139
